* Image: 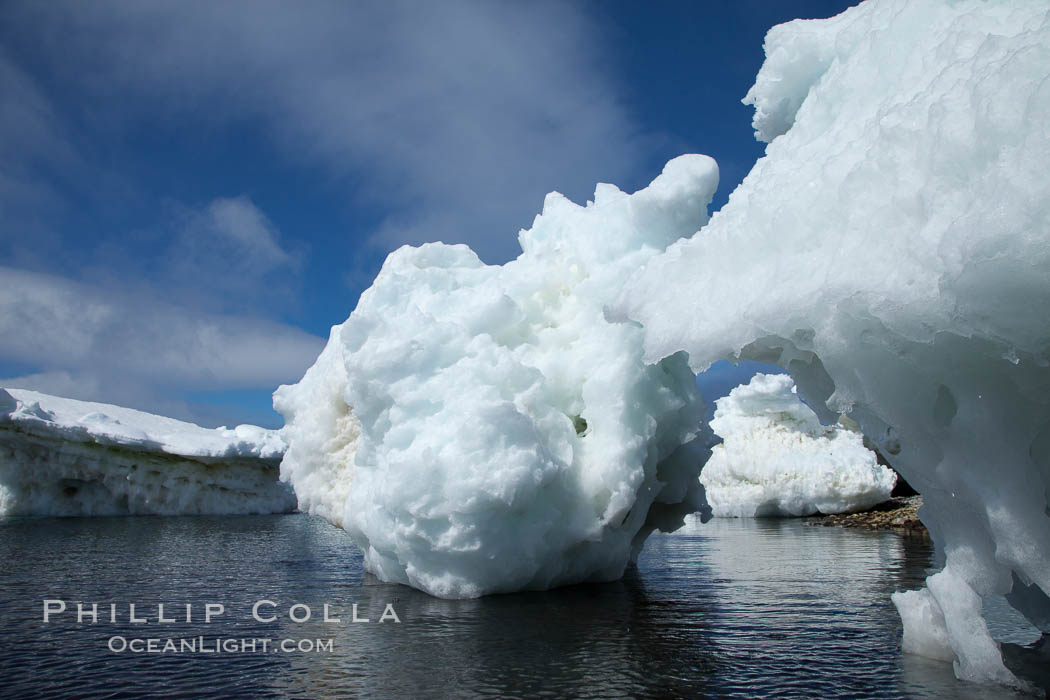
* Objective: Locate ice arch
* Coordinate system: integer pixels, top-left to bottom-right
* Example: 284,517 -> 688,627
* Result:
276,0 -> 1048,687
616,0 -> 1050,687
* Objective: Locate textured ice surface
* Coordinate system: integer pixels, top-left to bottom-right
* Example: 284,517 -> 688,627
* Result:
700,374 -> 894,517
0,388 -> 294,516
276,0 -> 1048,683
617,0 -> 1050,686
275,155 -> 718,598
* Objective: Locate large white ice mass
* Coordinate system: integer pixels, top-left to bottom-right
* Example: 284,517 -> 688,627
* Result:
276,0 -> 1049,686
700,373 -> 895,517
0,388 -> 294,516
276,154 -> 717,598
614,0 -> 1050,688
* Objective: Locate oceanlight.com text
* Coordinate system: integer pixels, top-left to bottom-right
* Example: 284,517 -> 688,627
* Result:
107,636 -> 335,654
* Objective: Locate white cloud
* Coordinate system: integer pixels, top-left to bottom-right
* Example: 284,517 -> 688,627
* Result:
0,266 -> 325,422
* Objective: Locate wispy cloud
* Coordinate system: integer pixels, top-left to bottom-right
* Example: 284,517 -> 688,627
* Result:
193,197 -> 294,272
159,196 -> 304,312
3,0 -> 647,263
0,50 -> 81,266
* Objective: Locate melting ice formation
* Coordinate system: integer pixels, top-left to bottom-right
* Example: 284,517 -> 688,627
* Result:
700,374 -> 895,518
277,0 -> 1050,686
0,388 -> 294,516
276,154 -> 718,599
618,0 -> 1050,688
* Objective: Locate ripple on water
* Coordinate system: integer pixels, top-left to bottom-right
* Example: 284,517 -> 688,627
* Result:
0,514 -> 1040,698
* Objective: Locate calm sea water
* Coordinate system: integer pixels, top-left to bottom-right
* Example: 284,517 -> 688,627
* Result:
0,514 -> 1042,698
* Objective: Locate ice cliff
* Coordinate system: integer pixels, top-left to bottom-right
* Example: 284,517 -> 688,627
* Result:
616,0 -> 1050,687
700,374 -> 895,517
0,388 -> 295,516
275,155 -> 717,599
276,0 -> 1050,686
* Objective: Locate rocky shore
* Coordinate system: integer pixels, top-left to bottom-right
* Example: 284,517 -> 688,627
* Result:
807,496 -> 928,538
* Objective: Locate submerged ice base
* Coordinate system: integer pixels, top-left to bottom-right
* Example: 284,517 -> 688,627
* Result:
700,374 -> 894,517
0,388 -> 295,516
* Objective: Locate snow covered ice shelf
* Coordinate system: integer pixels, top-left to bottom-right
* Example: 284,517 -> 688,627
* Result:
0,388 -> 295,516
700,373 -> 895,518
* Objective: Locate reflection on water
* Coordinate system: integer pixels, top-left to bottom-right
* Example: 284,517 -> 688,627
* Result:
0,514 -> 1037,698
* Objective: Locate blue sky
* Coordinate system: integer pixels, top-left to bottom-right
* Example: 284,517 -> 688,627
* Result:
0,1 -> 855,428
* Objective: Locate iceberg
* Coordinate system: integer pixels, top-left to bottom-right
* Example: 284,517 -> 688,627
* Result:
277,0 -> 1048,685
700,373 -> 895,517
0,388 -> 295,516
275,155 -> 718,599
616,0 -> 1050,687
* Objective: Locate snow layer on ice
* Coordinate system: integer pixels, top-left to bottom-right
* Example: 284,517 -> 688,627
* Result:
617,0 -> 1050,687
275,155 -> 718,599
0,388 -> 294,516
700,373 -> 894,517
1,388 -> 285,458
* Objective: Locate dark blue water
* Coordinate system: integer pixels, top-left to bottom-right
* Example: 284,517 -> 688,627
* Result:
0,514 -> 1039,698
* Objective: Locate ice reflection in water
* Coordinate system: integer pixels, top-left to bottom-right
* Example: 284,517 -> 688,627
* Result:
0,514 -> 1040,698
